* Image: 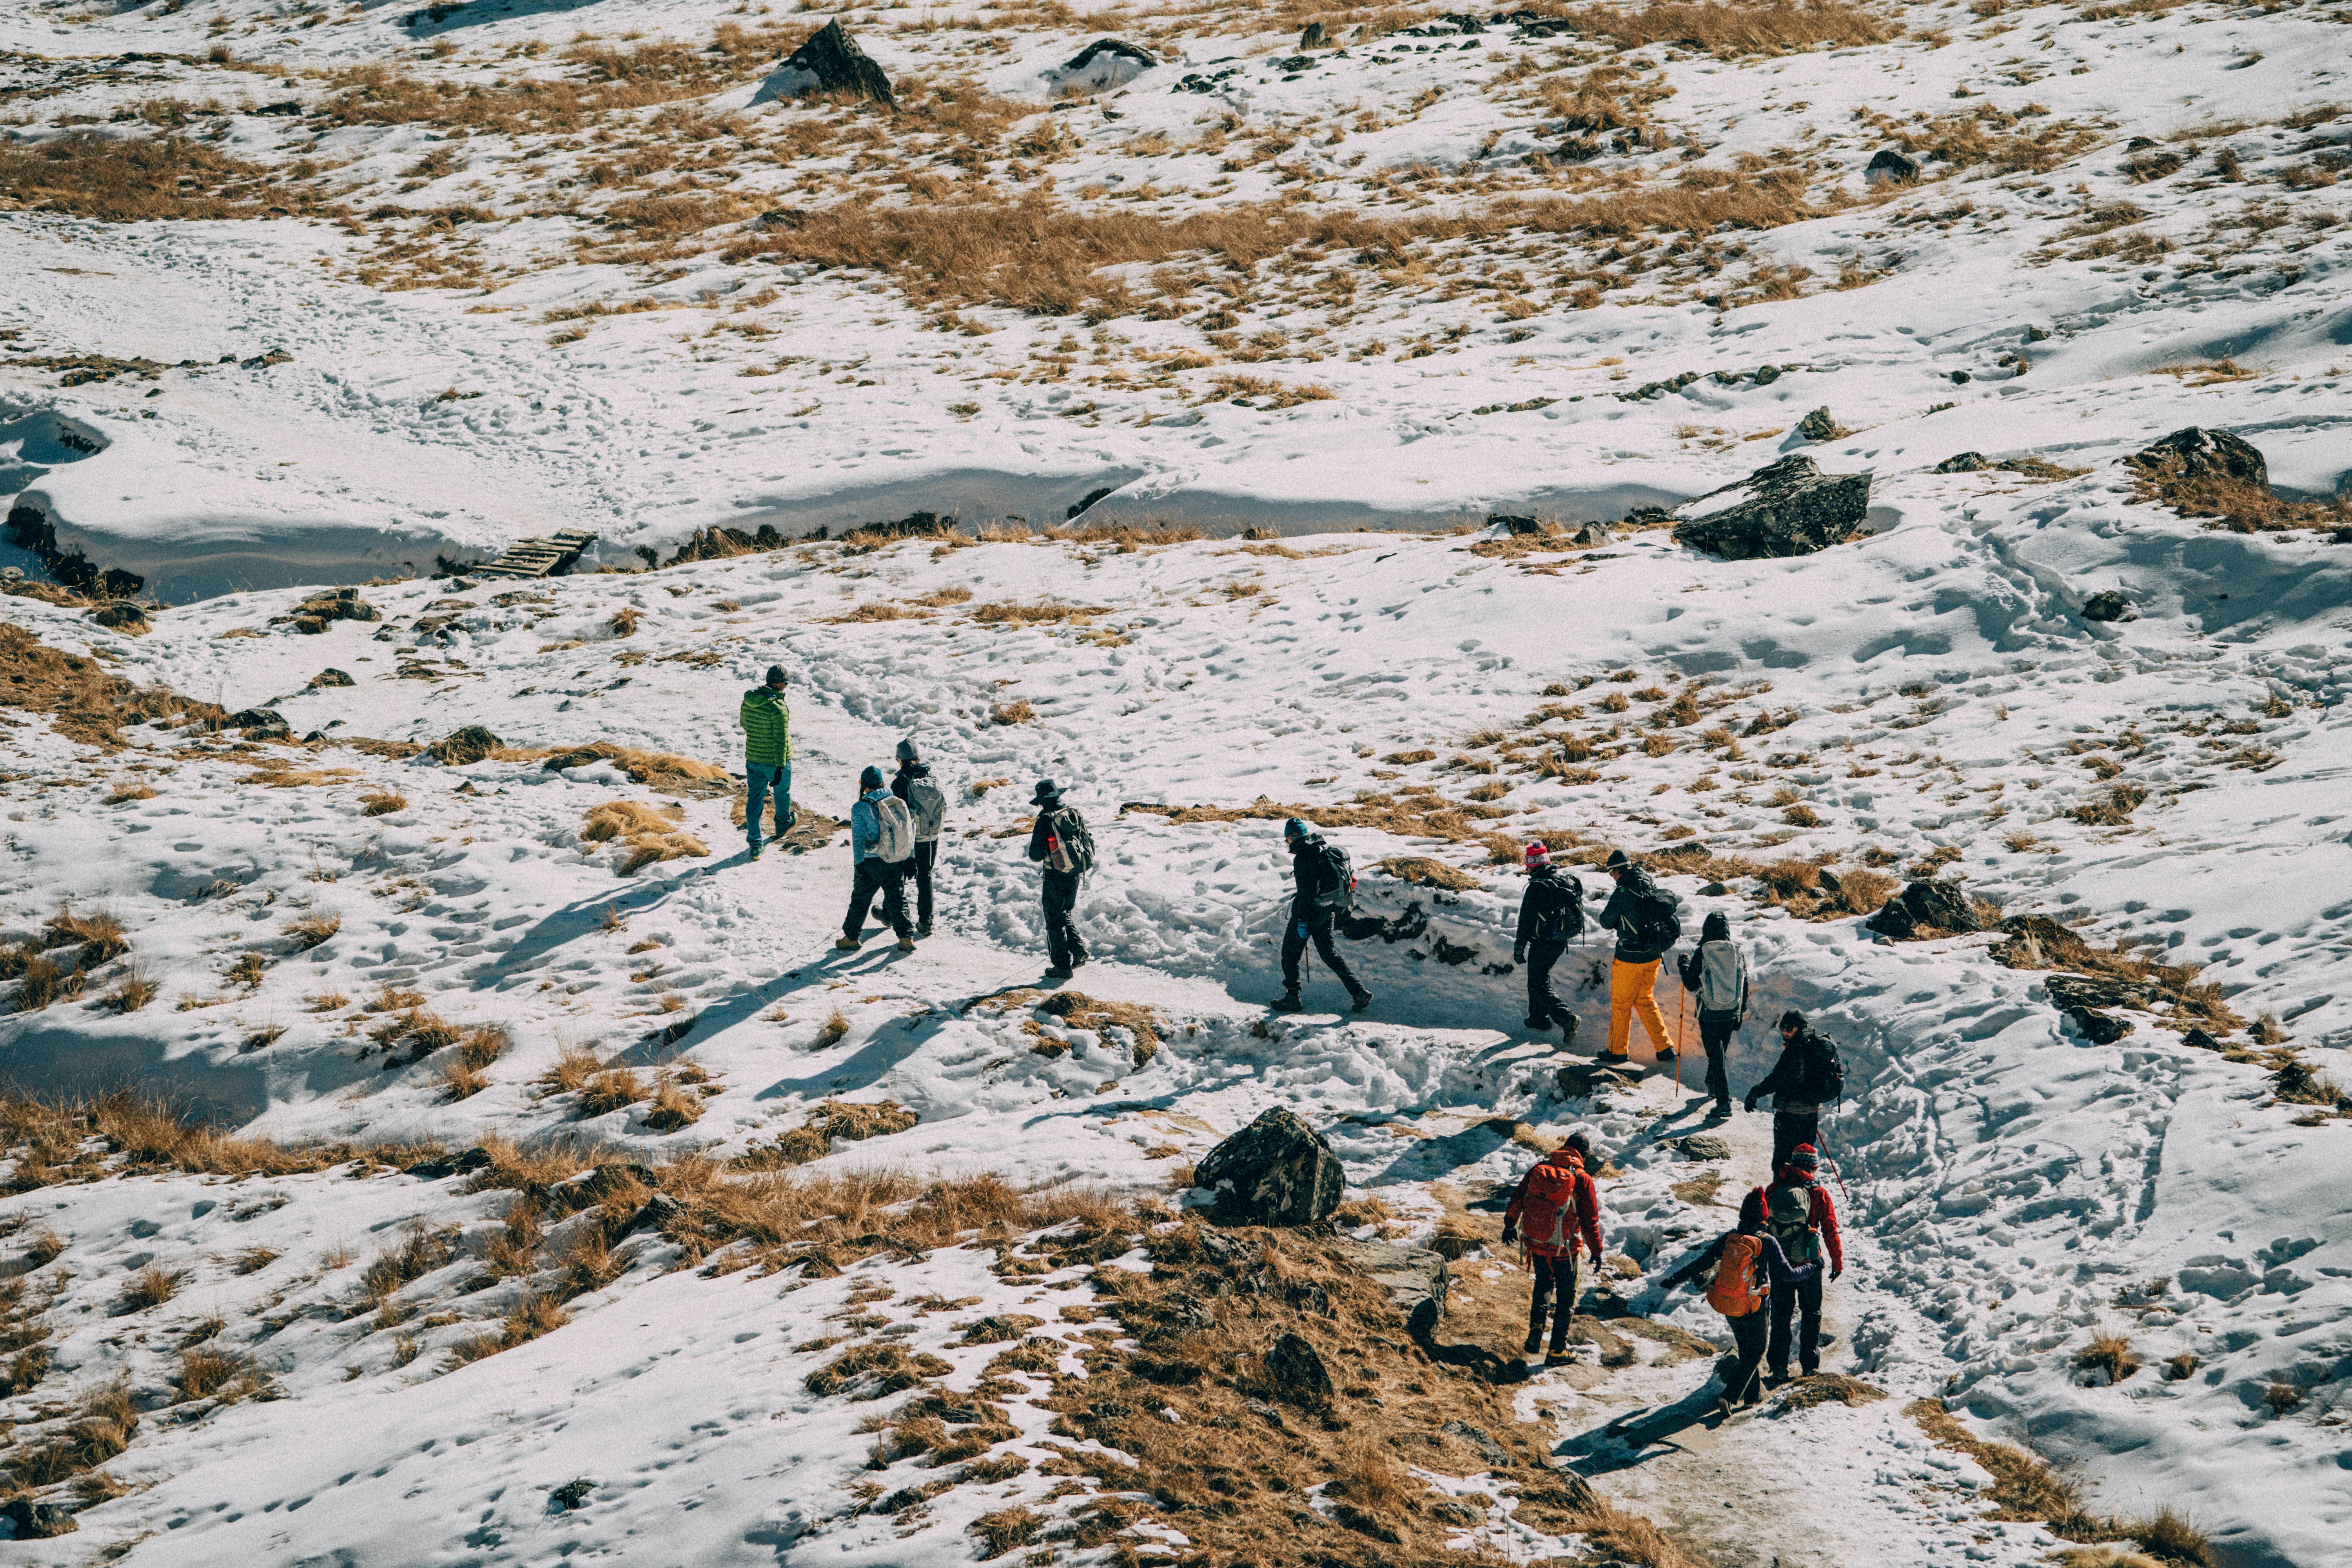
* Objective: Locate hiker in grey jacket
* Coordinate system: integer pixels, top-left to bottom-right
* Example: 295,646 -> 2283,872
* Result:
1677,910 -> 1748,1118
889,737 -> 948,938
840,765 -> 915,952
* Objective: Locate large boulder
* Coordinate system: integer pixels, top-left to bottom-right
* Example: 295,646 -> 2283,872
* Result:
1263,1331 -> 1332,1404
1672,455 -> 1872,561
1866,877 -> 1981,940
1050,38 -> 1156,93
753,20 -> 893,105
1864,148 -> 1919,185
1332,1237 -> 1450,1337
2124,426 -> 2267,488
1193,1107 -> 1343,1226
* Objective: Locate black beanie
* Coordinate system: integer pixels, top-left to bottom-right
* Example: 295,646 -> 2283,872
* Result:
1779,1009 -> 1807,1032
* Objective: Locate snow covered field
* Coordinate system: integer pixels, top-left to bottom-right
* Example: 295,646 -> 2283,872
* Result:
4,0 -> 2352,1564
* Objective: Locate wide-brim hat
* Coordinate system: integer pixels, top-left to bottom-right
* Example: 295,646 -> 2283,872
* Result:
1031,778 -> 1060,804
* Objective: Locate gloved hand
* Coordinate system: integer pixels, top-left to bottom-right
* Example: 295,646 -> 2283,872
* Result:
1513,944 -> 1526,965
1500,1223 -> 1517,1245
1588,1251 -> 1604,1270
1296,921 -> 1310,939
1743,1095 -> 1759,1113
1832,1266 -> 1844,1281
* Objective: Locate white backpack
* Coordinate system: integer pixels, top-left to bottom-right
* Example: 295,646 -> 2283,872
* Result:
1696,942 -> 1744,1014
904,777 -> 947,842
871,795 -> 916,863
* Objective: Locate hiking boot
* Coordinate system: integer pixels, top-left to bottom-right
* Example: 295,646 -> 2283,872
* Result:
1523,1328 -> 1543,1357
1524,1016 -> 1552,1032
896,936 -> 916,953
1350,990 -> 1373,1013
1070,950 -> 1089,967
1271,992 -> 1303,1013
916,920 -> 933,939
1044,966 -> 1074,981
1763,1368 -> 1790,1388
834,935 -> 860,950
1740,1388 -> 1765,1408
748,844 -> 764,861
1708,1100 -> 1733,1120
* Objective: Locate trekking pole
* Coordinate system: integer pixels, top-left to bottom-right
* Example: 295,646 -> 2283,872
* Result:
1675,989 -> 1686,1090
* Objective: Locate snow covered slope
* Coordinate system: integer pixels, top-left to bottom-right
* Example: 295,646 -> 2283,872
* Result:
3,0 -> 2349,595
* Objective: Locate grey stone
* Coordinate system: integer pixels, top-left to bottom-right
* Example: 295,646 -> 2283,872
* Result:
1263,1330 -> 1332,1403
1672,455 -> 1872,562
1572,521 -> 1612,547
1441,1419 -> 1513,1469
1194,1107 -> 1344,1226
628,1193 -> 684,1234
1864,148 -> 1918,185
1299,20 -> 1328,46
1678,1134 -> 1733,1162
2066,1007 -> 2134,1045
753,20 -> 893,105
309,667 -> 356,688
1866,878 -> 1981,940
2125,426 -> 2268,488
1332,1237 -> 1451,1337
1057,37 -> 1157,91
1796,406 -> 1839,442
2,1499 -> 76,1538
1935,451 -> 1994,473
549,1479 -> 594,1512
1489,513 -> 1544,536
2081,590 -> 2134,623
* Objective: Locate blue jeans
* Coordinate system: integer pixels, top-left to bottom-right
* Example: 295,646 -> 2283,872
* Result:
745,762 -> 791,849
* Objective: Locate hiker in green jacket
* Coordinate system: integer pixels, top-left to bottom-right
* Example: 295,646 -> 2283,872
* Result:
739,665 -> 793,860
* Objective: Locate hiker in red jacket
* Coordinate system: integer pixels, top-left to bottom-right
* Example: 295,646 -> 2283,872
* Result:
1739,1143 -> 1842,1381
1501,1131 -> 1604,1363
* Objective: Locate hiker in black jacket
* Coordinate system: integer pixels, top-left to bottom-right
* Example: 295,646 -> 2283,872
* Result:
1512,842 -> 1583,1038
889,738 -> 947,938
1677,910 -> 1748,1118
1662,1215 -> 1818,1410
1024,779 -> 1091,981
1746,1010 -> 1843,1170
1275,817 -> 1371,1014
1596,848 -> 1681,1065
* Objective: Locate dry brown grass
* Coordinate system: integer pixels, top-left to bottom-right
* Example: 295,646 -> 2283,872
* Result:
100,962 -> 158,1013
0,133 -> 337,224
1575,0 -> 1897,56
2078,1330 -> 2139,1383
175,1347 -> 267,1404
282,906 -> 341,951
44,905 -> 129,966
581,800 -> 710,872
989,700 -> 1036,726
355,1224 -> 457,1315
9,1382 -> 137,1486
577,1067 -> 648,1118
359,789 -> 408,817
533,743 -> 729,788
734,1098 -> 920,1171
642,1073 -> 706,1131
448,1292 -> 572,1367
116,1263 -> 185,1312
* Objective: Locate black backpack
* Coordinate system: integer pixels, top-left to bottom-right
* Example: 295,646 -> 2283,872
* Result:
1628,883 -> 1682,954
1312,840 -> 1356,912
1532,871 -> 1585,941
1797,1031 -> 1845,1105
1045,807 -> 1096,876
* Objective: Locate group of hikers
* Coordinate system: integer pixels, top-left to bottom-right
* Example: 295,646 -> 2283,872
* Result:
740,666 -> 1853,1410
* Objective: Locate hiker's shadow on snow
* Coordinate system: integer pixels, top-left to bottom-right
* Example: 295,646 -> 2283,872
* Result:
1368,1115 -> 1526,1185
1555,1384 -> 1726,1475
477,885 -> 695,979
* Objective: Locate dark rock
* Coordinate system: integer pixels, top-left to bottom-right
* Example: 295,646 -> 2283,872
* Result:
2080,589 -> 2134,623
549,1479 -> 595,1512
1299,21 -> 1328,46
1441,1419 -> 1513,1469
753,207 -> 806,230
1864,148 -> 1918,185
227,706 -> 288,738
1678,1134 -> 1733,1161
1330,1502 -> 1401,1543
1950,370 -> 1972,384
426,724 -> 503,765
1796,406 -> 1840,442
89,600 -> 148,632
2,1499 -> 76,1538
1935,451 -> 1994,473
409,1145 -> 494,1180
1673,455 -> 1873,561
1571,521 -> 1612,547
240,348 -> 292,369
309,667 -> 356,688
1058,38 -> 1157,89
754,20 -> 893,105
628,1193 -> 684,1234
1866,878 -> 1981,940
254,100 -> 301,116
2124,426 -> 2268,488
2045,973 -> 2147,1012
857,510 -> 956,540
1065,486 -> 1117,519
280,585 -> 378,630
1263,1330 -> 1332,1403
2182,1027 -> 2222,1051
1194,1107 -> 1344,1226
1332,1237 -> 1450,1337
1490,513 -> 1544,536
2067,1008 -> 2134,1045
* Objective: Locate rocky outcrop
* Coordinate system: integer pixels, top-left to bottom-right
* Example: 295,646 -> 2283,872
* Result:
277,586 -> 379,634
1673,455 -> 1873,561
1262,1331 -> 1331,1403
1052,38 -> 1156,93
1332,1237 -> 1450,1337
2125,426 -> 2267,488
426,724 -> 503,766
1865,148 -> 1918,185
2080,589 -> 2134,623
1866,878 -> 1982,940
753,21 -> 893,105
1193,1107 -> 1343,1226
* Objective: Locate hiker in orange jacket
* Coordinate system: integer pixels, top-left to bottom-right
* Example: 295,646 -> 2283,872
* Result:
1500,1131 -> 1604,1363
1738,1143 -> 1842,1381
1663,1214 -> 1818,1411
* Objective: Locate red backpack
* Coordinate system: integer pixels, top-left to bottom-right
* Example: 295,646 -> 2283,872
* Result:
1518,1155 -> 1585,1250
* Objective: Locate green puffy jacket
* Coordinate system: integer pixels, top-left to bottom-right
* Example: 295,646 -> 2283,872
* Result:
739,686 -> 791,765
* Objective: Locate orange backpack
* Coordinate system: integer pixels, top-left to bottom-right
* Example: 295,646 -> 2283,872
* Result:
1517,1157 -> 1584,1251
1707,1232 -> 1767,1318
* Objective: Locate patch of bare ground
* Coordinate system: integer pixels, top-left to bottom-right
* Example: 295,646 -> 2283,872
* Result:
1990,915 -> 2243,1034
0,133 -> 340,223
0,624 -> 225,748
2126,462 -> 2351,537
1016,1219 -> 1699,1566
1906,1397 -> 2214,1566
1121,791 -> 1512,843
1571,0 -> 1899,56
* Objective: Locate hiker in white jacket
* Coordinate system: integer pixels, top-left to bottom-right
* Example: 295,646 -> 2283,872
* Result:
1676,910 -> 1748,1118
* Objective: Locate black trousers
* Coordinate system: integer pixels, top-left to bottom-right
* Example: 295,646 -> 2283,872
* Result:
1768,1270 -> 1824,1375
844,857 -> 911,941
1042,868 -> 1085,971
1773,1110 -> 1821,1172
909,839 -> 937,927
1528,1252 -> 1582,1347
1724,1307 -> 1768,1403
1699,1017 -> 1737,1107
1281,909 -> 1363,997
1525,937 -> 1568,1025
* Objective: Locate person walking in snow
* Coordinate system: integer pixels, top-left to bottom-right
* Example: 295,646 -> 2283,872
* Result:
1501,1130 -> 1604,1363
738,664 -> 793,860
1662,1210 -> 1818,1412
839,764 -> 917,953
1739,1143 -> 1843,1383
1025,779 -> 1093,980
1596,849 -> 1681,1066
890,737 -> 948,939
1745,1010 -> 1845,1171
1273,817 -> 1372,1014
1512,842 -> 1583,1039
1677,911 -> 1748,1118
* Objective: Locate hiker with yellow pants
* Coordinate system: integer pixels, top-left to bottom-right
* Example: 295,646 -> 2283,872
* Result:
1596,849 -> 1684,1065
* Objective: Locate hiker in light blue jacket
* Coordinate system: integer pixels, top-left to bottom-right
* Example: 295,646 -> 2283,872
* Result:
1677,910 -> 1748,1119
839,765 -> 916,953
